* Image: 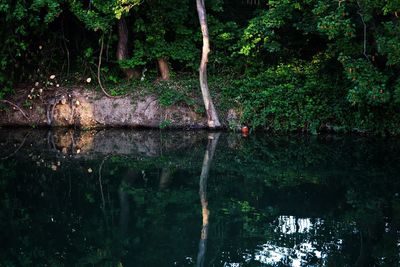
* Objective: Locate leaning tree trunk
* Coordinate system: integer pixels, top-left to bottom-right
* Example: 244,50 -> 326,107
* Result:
117,17 -> 140,79
157,58 -> 170,81
196,0 -> 221,128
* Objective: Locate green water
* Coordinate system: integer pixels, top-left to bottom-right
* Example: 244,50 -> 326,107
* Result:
1,129 -> 400,267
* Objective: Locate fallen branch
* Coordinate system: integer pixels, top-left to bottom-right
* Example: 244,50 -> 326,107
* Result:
0,99 -> 30,120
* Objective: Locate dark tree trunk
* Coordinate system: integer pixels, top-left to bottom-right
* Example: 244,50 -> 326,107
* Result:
196,0 -> 221,128
116,17 -> 128,62
157,58 -> 170,81
116,17 -> 140,79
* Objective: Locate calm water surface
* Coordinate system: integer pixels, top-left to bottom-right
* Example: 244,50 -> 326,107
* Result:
1,129 -> 400,266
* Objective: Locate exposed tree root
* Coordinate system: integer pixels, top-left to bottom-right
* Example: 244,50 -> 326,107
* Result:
1,132 -> 30,160
0,100 -> 30,120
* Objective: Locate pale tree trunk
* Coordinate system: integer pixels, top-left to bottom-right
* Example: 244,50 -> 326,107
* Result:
117,17 -> 140,79
157,58 -> 170,81
197,133 -> 220,267
196,0 -> 221,128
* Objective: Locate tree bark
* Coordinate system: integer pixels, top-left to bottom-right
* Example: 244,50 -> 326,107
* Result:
197,133 -> 220,267
116,17 -> 140,79
157,58 -> 170,81
196,0 -> 221,129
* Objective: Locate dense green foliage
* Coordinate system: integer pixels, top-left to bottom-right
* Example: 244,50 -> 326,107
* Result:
0,0 -> 399,134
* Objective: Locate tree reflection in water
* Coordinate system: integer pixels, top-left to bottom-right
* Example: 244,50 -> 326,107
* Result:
0,129 -> 400,266
197,133 -> 220,267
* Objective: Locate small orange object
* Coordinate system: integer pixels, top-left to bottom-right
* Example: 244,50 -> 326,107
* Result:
241,126 -> 249,136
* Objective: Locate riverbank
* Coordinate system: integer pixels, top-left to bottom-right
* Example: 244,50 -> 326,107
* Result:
0,85 -> 240,129
1,76 -> 395,135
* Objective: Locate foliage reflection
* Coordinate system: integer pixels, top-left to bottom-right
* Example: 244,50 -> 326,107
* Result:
0,129 -> 400,266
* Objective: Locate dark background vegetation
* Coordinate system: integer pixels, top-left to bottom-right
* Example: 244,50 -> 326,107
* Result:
0,0 -> 399,134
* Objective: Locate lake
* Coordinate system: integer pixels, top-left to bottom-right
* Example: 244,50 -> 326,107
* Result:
0,129 -> 400,266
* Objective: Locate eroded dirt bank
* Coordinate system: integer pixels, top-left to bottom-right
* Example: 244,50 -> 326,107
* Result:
0,87 -> 239,129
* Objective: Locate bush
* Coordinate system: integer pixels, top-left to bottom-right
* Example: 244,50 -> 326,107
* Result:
223,59 -> 347,133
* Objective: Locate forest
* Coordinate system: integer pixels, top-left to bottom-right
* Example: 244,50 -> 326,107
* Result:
0,0 -> 400,134
2,2 -> 400,265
